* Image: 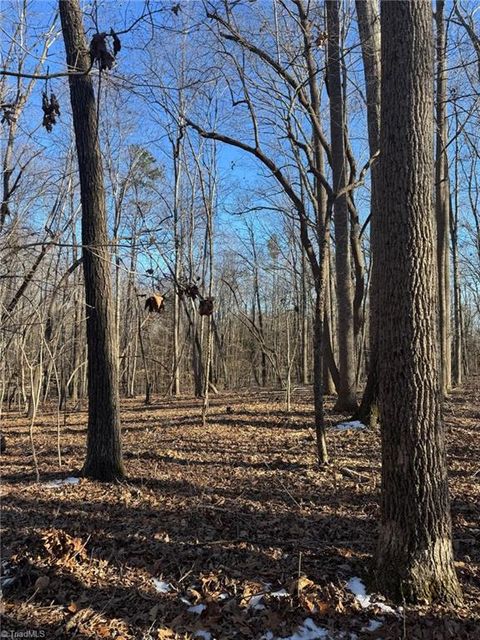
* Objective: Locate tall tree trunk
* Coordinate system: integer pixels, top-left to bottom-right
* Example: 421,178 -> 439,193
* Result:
354,0 -> 381,424
59,0 -> 124,481
326,0 -> 357,412
375,0 -> 461,604
435,0 -> 452,395
451,105 -> 463,387
172,129 -> 183,396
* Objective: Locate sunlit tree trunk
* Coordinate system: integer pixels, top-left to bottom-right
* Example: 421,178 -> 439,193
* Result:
451,102 -> 463,387
354,0 -> 381,425
59,0 -> 124,481
326,0 -> 357,412
435,0 -> 452,394
375,0 -> 461,604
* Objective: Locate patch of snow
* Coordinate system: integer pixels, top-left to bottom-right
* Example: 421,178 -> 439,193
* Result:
180,597 -> 191,605
218,592 -> 229,600
262,619 -> 329,640
285,618 -> 329,639
43,476 -> 80,488
152,578 -> 172,593
361,619 -> 383,632
347,577 -> 396,616
188,603 -> 206,614
347,576 -> 370,607
194,631 -> 212,640
248,594 -> 266,610
270,588 -> 289,598
374,601 -> 396,615
331,421 -> 366,432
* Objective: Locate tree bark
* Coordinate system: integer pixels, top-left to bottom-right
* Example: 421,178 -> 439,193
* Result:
451,103 -> 463,387
375,0 -> 461,604
326,0 -> 357,412
354,0 -> 381,424
435,0 -> 452,395
59,0 -> 124,481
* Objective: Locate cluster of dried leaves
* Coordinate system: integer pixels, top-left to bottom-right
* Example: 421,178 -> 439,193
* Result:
1,380 -> 479,639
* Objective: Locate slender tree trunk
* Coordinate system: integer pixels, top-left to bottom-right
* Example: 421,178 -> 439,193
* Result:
59,0 -> 124,481
326,0 -> 357,412
435,0 -> 452,395
323,257 -> 337,395
137,318 -> 151,405
300,249 -> 309,385
375,0 -> 461,604
354,0 -> 381,425
172,130 -> 183,396
313,286 -> 328,465
451,107 -> 463,387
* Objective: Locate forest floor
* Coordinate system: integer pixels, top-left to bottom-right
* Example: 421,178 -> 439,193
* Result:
1,378 -> 479,640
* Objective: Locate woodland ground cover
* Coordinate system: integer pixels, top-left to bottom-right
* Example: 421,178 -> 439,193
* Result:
1,380 -> 479,639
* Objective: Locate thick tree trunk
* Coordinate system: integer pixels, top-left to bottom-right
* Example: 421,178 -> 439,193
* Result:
326,0 -> 357,412
59,0 -> 124,481
375,0 -> 461,604
435,0 -> 452,395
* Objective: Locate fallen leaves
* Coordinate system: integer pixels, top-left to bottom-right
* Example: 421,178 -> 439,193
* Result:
1,383 -> 479,638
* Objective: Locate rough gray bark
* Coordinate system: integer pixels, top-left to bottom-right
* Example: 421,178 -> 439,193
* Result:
59,0 -> 124,481
375,0 -> 461,604
326,0 -> 357,412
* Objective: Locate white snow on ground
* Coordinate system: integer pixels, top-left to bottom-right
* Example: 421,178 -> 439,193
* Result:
331,421 -> 366,431
43,476 -> 80,488
346,577 -> 370,607
152,579 -> 172,593
153,579 -> 391,639
188,603 -> 207,614
261,618 -> 329,639
347,577 -> 396,615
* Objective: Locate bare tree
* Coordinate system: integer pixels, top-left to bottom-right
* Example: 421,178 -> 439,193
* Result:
59,0 -> 124,481
326,0 -> 357,412
354,0 -> 381,425
435,0 -> 452,393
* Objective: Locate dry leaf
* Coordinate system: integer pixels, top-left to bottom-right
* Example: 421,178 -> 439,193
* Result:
316,600 -> 330,615
289,575 -> 314,594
